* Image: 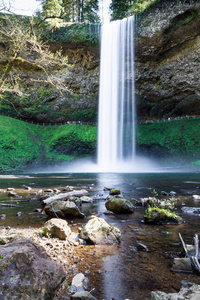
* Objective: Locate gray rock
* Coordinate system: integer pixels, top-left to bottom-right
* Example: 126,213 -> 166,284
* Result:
149,285 -> 200,300
42,218 -> 71,240
181,207 -> 200,215
80,196 -> 93,203
70,273 -> 88,293
193,195 -> 200,200
105,196 -> 134,214
80,216 -> 121,245
171,258 -> 192,273
45,200 -> 85,219
0,237 -> 66,299
70,291 -> 97,300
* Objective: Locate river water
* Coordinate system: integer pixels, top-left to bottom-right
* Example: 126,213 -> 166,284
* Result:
1,172 -> 200,299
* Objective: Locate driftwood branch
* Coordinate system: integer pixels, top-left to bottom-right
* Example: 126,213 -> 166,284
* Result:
42,189 -> 89,205
179,233 -> 200,273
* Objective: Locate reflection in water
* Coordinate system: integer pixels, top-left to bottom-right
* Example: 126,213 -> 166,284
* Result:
1,172 -> 200,299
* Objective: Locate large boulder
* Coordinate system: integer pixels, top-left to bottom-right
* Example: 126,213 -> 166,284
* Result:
45,200 -> 85,219
149,285 -> 200,300
80,216 -> 121,245
42,218 -> 71,240
0,237 -> 66,300
105,195 -> 134,214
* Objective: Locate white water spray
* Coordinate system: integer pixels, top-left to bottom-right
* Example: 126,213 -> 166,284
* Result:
97,16 -> 135,172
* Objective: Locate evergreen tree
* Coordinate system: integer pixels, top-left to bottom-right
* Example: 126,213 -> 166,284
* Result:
110,0 -> 130,20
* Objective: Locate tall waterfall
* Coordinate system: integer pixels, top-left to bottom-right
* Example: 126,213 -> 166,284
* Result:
97,16 -> 135,172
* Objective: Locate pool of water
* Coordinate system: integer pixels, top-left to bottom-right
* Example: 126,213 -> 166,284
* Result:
1,172 -> 200,299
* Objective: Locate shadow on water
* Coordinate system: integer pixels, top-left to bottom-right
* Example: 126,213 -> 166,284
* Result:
1,172 -> 200,299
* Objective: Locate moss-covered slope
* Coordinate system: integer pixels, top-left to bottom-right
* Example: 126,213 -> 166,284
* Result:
0,116 -> 97,172
136,118 -> 200,165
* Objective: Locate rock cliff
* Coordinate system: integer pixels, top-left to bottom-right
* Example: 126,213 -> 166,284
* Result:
135,0 -> 200,119
1,0 -> 200,123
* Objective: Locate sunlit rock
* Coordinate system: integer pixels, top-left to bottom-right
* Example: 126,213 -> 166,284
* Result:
42,218 -> 71,240
80,216 -> 121,245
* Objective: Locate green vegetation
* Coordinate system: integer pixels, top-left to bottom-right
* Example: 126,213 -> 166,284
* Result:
40,22 -> 100,45
0,115 -> 97,172
109,189 -> 121,195
144,207 -> 181,224
110,0 -> 159,20
136,119 -> 200,165
129,0 -> 159,14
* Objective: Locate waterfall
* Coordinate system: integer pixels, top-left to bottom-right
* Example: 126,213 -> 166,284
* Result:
97,16 -> 135,172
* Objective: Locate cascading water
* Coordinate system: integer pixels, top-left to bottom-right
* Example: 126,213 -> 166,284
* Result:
97,16 -> 135,172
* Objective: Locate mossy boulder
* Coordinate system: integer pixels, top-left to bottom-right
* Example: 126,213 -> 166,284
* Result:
144,207 -> 182,224
105,196 -> 134,214
109,189 -> 121,195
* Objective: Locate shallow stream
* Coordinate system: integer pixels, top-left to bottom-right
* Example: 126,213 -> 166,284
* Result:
1,172 -> 200,299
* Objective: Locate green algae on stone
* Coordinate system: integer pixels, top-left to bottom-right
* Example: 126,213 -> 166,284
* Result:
144,207 -> 181,224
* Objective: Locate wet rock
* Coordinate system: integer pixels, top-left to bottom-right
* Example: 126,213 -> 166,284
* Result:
169,191 -> 176,196
80,196 -> 93,203
16,212 -> 23,217
192,195 -> 200,200
68,196 -> 82,206
24,186 -> 32,190
0,236 -> 66,299
44,188 -> 53,193
171,258 -> 193,273
80,216 -> 121,245
62,186 -> 74,192
161,191 -> 169,196
105,196 -> 134,214
8,191 -> 17,197
109,189 -> 121,195
45,200 -> 85,219
181,207 -> 200,215
149,285 -> 200,300
34,208 -> 43,213
42,218 -> 71,240
181,280 -> 195,288
70,273 -> 88,293
70,291 -> 97,300
7,188 -> 15,191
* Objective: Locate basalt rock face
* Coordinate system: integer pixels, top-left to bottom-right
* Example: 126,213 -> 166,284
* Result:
0,21 -> 99,122
135,0 -> 200,120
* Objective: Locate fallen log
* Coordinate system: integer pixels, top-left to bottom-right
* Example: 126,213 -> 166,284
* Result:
42,189 -> 89,206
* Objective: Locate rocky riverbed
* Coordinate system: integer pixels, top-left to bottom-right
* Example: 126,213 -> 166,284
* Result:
1,173 -> 200,299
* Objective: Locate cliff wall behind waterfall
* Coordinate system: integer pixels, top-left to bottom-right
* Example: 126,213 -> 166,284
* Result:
0,1 -> 200,122
135,0 -> 200,120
